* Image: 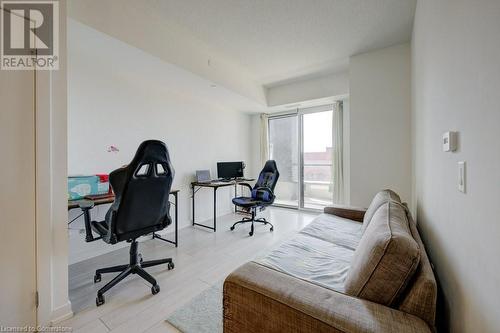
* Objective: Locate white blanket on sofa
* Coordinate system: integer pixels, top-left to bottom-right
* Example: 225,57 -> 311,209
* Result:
255,214 -> 363,292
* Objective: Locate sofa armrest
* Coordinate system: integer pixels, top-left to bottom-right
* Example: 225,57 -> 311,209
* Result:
224,262 -> 431,333
323,205 -> 367,222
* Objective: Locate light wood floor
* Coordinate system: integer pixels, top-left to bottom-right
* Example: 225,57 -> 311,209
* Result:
61,207 -> 318,333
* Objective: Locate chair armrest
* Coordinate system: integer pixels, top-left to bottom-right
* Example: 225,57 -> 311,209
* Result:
323,204 -> 367,222
224,262 -> 431,333
238,182 -> 254,192
78,200 -> 99,242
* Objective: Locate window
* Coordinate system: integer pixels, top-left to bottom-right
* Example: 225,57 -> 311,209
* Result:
268,105 -> 336,209
303,110 -> 333,209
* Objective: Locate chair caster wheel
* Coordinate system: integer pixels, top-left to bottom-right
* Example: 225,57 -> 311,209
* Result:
249,231 -> 254,236
167,262 -> 174,270
96,294 -> 105,306
270,227 -> 274,232
94,273 -> 101,283
230,226 -> 235,231
151,284 -> 160,295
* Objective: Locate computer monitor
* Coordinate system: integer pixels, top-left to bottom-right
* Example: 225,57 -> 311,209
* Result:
217,161 -> 244,179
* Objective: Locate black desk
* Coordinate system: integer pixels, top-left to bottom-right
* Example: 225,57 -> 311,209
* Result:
191,179 -> 253,232
68,189 -> 180,247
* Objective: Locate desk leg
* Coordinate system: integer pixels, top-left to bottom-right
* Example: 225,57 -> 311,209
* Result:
234,184 -> 237,213
213,187 -> 217,232
192,184 -> 195,225
192,185 -> 217,232
152,192 -> 179,247
174,191 -> 178,247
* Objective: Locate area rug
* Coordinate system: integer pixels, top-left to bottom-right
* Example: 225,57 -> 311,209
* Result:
166,282 -> 223,333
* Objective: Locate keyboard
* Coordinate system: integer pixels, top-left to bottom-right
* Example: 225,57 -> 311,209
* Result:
213,179 -> 232,183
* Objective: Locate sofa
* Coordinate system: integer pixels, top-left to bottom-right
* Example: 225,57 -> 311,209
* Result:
223,190 -> 437,333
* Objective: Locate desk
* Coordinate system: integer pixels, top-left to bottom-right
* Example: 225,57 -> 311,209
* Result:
68,189 -> 179,247
191,179 -> 253,232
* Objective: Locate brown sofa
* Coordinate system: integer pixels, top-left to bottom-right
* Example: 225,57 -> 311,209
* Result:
223,190 -> 437,333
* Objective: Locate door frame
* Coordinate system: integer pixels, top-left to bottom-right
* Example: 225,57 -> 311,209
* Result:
33,2 -> 72,325
0,6 -> 38,325
268,104 -> 338,211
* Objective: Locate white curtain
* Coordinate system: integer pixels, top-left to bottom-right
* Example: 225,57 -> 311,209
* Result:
332,101 -> 345,204
260,113 -> 269,165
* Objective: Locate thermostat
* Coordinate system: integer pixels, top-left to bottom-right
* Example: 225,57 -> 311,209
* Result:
442,131 -> 457,152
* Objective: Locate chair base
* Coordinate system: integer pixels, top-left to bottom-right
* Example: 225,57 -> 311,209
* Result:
93,239 -> 174,306
230,208 -> 274,236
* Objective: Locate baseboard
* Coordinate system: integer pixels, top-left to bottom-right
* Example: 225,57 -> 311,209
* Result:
50,301 -> 73,324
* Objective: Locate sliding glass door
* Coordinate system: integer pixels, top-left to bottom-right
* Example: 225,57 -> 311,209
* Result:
302,110 -> 334,209
268,106 -> 335,210
269,115 -> 299,207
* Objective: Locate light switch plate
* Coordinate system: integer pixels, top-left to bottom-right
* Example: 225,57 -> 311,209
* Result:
458,161 -> 466,193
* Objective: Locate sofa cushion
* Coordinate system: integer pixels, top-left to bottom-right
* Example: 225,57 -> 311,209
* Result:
362,189 -> 401,233
255,233 -> 354,292
344,201 -> 420,306
300,213 -> 363,250
397,213 -> 437,328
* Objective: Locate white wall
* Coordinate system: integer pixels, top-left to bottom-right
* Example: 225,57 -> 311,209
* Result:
249,115 -> 262,177
266,71 -> 349,107
68,19 -> 253,262
349,43 -> 411,207
412,1 -> 500,332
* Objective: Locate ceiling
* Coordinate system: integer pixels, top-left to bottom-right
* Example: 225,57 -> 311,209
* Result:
152,0 -> 416,86
68,0 -> 416,111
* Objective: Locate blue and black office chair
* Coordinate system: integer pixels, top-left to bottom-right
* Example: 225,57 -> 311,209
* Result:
81,140 -> 175,306
230,160 -> 279,236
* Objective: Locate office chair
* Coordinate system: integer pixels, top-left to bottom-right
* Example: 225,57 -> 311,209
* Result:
81,140 -> 175,306
230,160 -> 279,236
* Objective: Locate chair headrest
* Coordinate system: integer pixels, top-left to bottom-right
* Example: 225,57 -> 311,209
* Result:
262,160 -> 278,173
129,140 -> 171,168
